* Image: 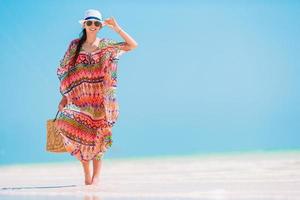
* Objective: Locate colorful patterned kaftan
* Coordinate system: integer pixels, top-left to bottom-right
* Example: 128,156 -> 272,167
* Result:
56,37 -> 126,161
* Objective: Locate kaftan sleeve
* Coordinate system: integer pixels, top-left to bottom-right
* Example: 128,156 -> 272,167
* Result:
106,39 -> 127,59
56,39 -> 78,81
56,39 -> 78,97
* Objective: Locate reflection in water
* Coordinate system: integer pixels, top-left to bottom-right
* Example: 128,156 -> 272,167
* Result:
84,195 -> 102,200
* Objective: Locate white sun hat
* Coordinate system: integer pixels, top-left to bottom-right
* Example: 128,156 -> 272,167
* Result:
78,9 -> 104,25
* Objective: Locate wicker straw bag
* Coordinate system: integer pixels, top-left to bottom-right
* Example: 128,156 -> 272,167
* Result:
46,110 -> 67,153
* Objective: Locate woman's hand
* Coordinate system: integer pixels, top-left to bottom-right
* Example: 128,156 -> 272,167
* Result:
103,17 -> 121,31
58,96 -> 68,112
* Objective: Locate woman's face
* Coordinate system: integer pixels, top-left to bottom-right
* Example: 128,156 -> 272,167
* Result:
83,20 -> 102,34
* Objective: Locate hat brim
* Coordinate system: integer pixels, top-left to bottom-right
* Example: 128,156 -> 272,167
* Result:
78,19 -> 104,25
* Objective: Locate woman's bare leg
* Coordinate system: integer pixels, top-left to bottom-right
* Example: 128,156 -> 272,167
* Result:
92,157 -> 102,185
81,160 -> 92,185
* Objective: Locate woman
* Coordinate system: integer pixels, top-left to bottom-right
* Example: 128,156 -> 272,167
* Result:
55,9 -> 138,186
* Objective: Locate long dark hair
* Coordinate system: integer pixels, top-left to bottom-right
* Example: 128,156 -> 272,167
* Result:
72,28 -> 87,65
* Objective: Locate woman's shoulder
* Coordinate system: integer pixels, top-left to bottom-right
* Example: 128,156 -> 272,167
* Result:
66,37 -> 119,50
98,37 -> 114,48
70,38 -> 81,45
100,37 -> 113,44
100,38 -> 125,48
69,37 -> 115,45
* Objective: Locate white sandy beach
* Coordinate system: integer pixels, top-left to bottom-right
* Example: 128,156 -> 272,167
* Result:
0,151 -> 300,200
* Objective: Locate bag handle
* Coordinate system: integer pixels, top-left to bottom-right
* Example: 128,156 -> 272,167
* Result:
52,110 -> 60,122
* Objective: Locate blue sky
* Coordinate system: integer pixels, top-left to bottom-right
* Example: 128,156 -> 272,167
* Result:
0,0 -> 299,165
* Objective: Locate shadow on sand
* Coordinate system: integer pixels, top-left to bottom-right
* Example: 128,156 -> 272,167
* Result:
1,184 -> 77,190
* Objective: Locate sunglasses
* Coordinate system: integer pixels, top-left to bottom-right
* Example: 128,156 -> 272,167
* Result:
85,20 -> 102,27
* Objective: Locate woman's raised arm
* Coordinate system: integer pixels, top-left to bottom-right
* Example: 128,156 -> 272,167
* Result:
103,17 -> 138,51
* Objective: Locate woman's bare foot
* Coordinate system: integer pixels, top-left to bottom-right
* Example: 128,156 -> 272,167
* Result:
81,160 -> 92,185
91,158 -> 102,185
85,174 -> 93,185
91,174 -> 100,185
